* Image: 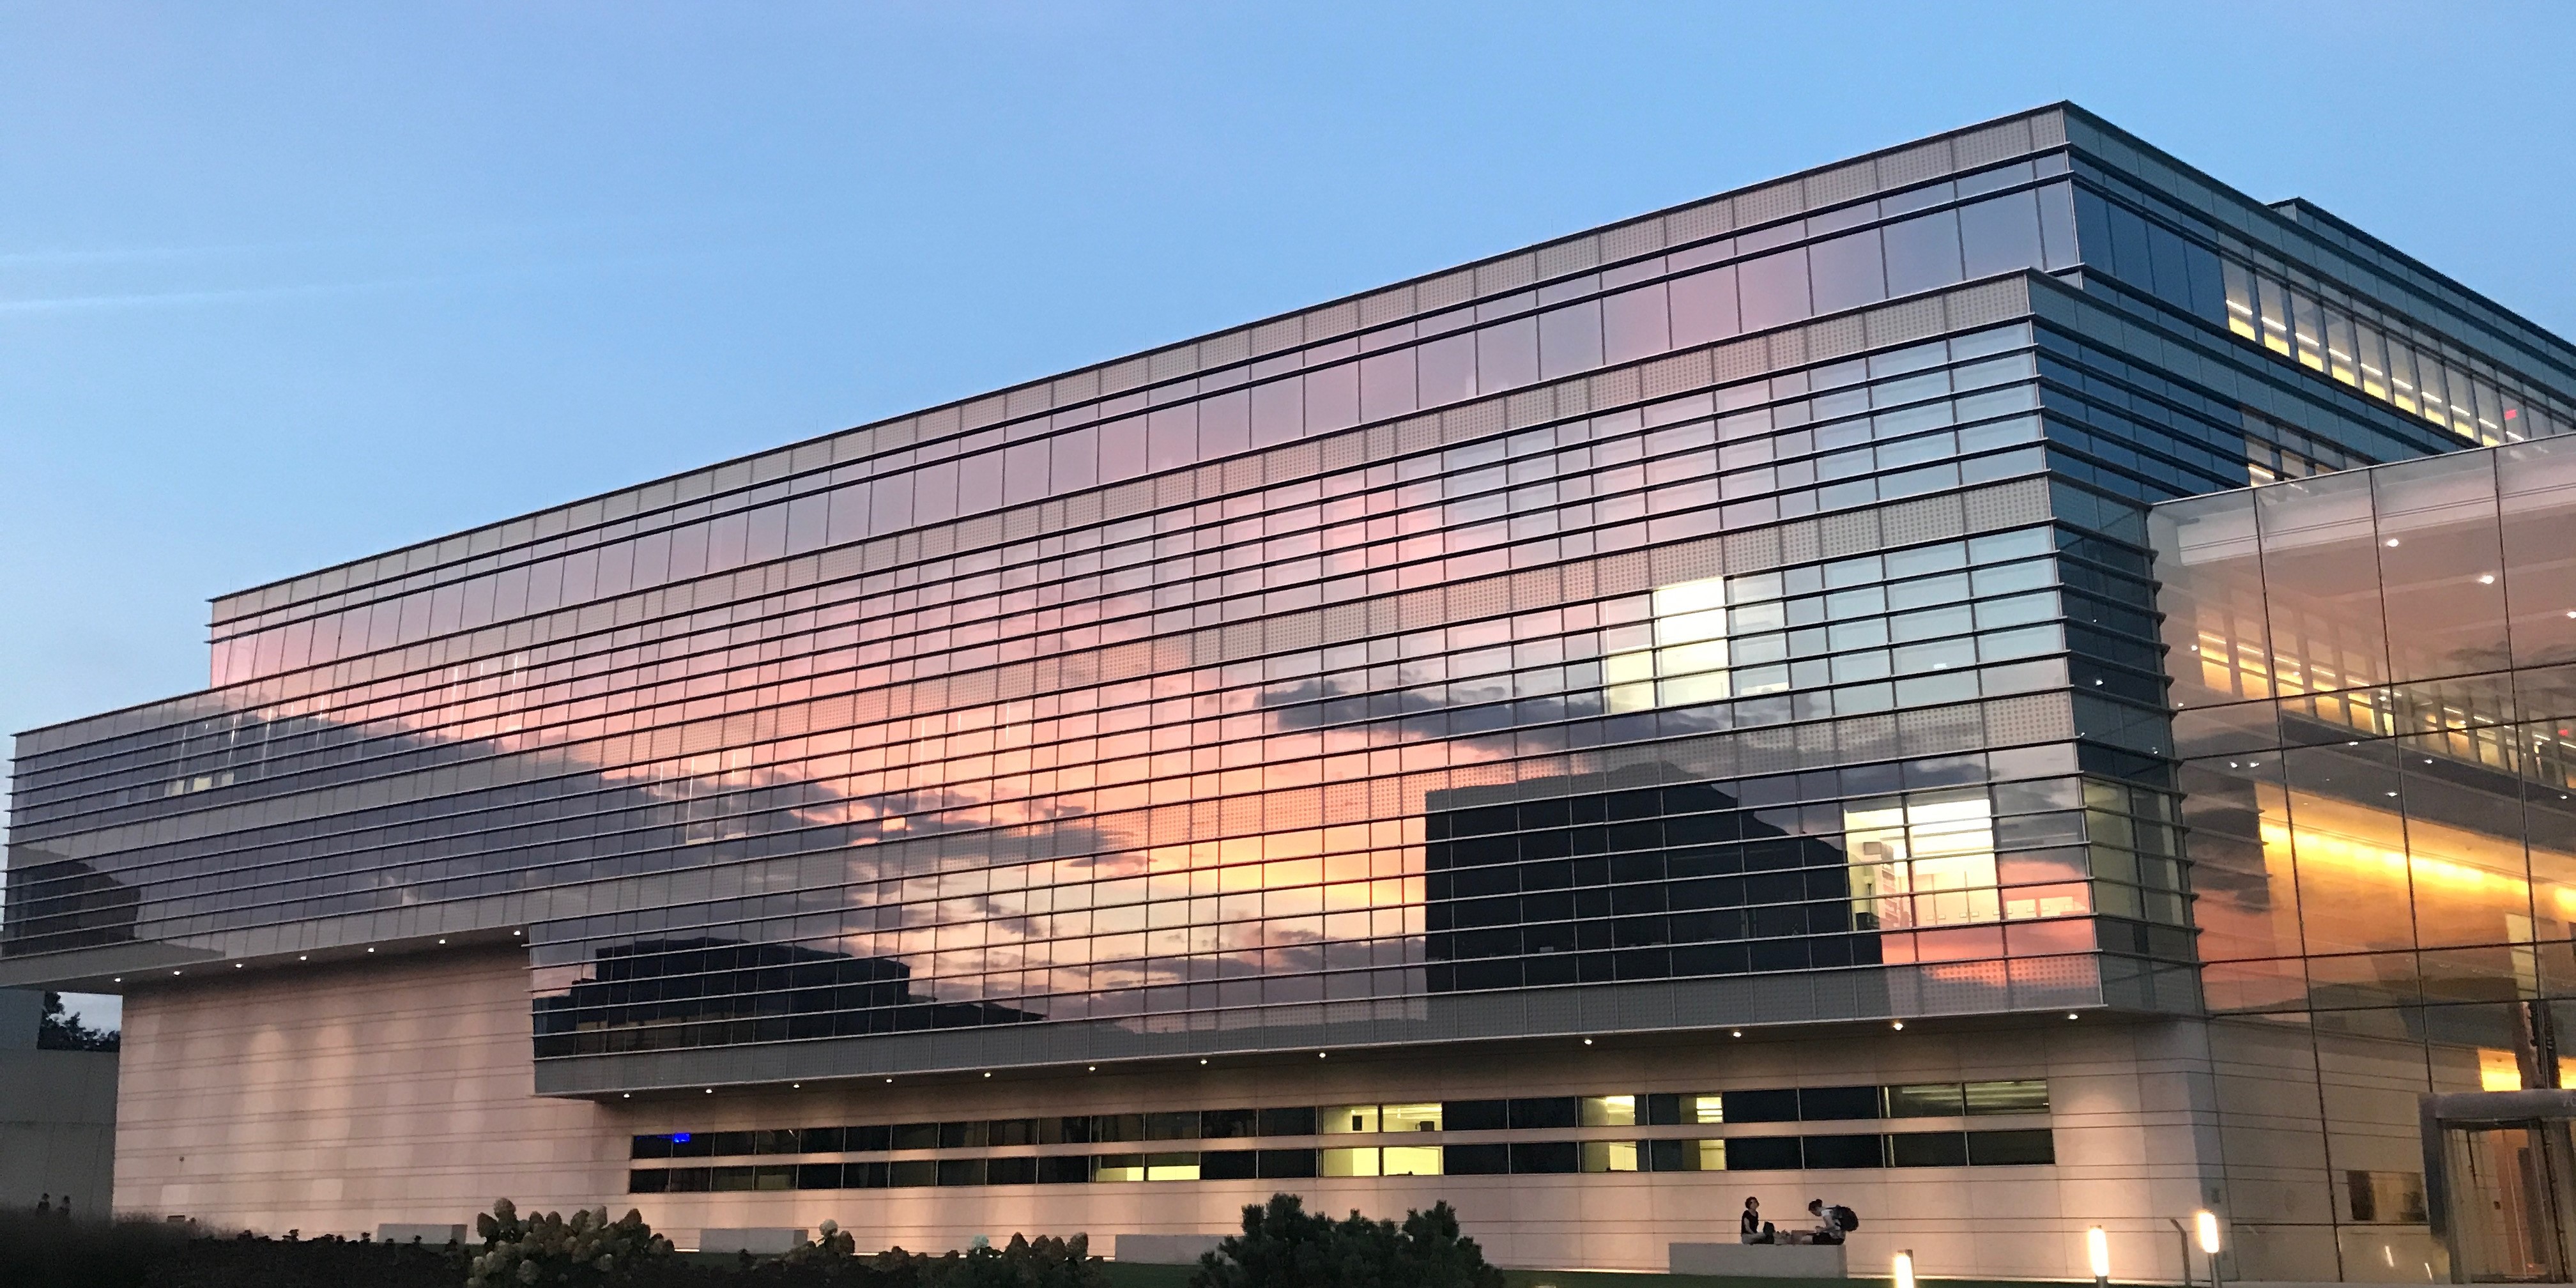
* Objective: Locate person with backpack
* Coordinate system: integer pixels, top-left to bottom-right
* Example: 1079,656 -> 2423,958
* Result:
1807,1199 -> 1858,1245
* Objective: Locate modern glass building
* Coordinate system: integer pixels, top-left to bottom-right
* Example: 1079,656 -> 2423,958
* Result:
2154,441 -> 2576,1282
8,103 -> 2576,1279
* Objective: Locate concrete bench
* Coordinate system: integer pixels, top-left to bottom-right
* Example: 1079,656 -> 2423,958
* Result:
1671,1241 -> 1850,1277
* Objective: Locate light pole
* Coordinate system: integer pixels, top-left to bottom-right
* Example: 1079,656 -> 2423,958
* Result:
1894,1248 -> 1917,1288
2194,1211 -> 2223,1288
2088,1225 -> 2112,1288
2166,1217 -> 2193,1287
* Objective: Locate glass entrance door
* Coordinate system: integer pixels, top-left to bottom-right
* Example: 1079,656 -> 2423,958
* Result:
2444,1123 -> 2572,1282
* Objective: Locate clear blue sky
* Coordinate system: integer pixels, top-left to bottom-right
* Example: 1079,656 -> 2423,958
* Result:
5,3 -> 2573,1026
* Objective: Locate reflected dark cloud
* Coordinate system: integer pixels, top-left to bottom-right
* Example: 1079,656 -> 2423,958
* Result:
533,936 -> 1041,1058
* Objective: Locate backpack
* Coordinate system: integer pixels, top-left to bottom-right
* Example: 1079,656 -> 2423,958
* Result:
1831,1206 -> 1859,1232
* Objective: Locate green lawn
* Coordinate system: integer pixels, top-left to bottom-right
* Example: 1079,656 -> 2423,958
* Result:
1108,1269 -> 2103,1288
1107,1267 -> 2082,1288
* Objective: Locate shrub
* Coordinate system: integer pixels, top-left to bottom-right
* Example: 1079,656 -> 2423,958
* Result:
468,1199 -> 673,1287
1190,1193 -> 1500,1288
781,1221 -> 855,1266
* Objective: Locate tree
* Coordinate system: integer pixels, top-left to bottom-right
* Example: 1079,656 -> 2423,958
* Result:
1190,1194 -> 1501,1288
36,993 -> 118,1052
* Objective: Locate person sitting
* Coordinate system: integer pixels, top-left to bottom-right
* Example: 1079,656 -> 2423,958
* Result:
1807,1199 -> 1849,1245
1740,1196 -> 1775,1244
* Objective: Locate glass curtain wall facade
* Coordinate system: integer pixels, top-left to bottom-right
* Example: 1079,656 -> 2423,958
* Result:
2153,441 -> 2576,1277
9,102 -> 2576,1121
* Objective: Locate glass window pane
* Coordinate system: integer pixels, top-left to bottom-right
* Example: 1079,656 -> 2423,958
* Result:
1538,300 -> 1605,379
1962,1079 -> 2050,1114
1602,283 -> 1671,364
1669,264 -> 1740,347
2223,260 -> 2258,339
1477,316 -> 1540,392
1883,209 -> 1964,298
2283,739 -> 2414,954
2290,289 -> 2328,372
2257,470 -> 2389,697
2374,449 -> 2505,683
1885,1083 -> 1966,1117
1736,248 -> 1811,332
1808,229 -> 1887,315
2501,438 -> 2576,669
1958,191 -> 2044,280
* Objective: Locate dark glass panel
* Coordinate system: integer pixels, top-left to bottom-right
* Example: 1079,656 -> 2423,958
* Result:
1800,1134 -> 1885,1169
1508,1097 -> 1580,1129
1257,1107 -> 1319,1137
1966,1129 -> 2057,1165
1143,1112 -> 1199,1141
1200,1109 -> 1258,1140
1798,1086 -> 1885,1121
1724,1137 -> 1804,1171
1889,1132 -> 1970,1167
1257,1149 -> 1320,1179
1508,1142 -> 1579,1174
1724,1089 -> 1800,1123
